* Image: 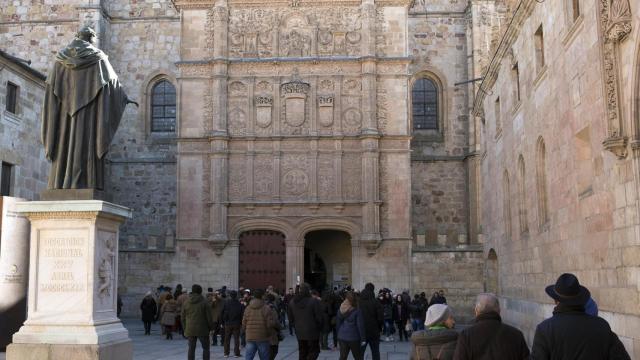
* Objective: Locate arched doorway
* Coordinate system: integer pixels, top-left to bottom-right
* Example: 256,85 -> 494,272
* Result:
486,249 -> 499,294
304,230 -> 351,292
239,230 -> 286,290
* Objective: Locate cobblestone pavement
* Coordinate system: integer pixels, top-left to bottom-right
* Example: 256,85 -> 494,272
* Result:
124,319 -> 410,360
0,319 -> 412,360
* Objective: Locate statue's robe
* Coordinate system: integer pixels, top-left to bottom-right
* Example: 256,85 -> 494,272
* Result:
42,38 -> 129,190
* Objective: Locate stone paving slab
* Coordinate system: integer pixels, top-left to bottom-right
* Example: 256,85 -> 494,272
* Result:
0,319 -> 411,360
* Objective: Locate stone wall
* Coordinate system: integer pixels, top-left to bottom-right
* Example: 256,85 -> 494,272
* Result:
0,54 -> 48,200
411,249 -> 484,323
477,0 -> 639,356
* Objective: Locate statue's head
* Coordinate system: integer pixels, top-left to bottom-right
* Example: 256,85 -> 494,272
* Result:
77,25 -> 97,44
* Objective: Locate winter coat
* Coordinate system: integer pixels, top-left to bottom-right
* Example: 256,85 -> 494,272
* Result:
140,296 -> 157,322
319,299 -> 332,333
288,296 -> 324,340
392,302 -> 410,323
242,299 -> 280,342
160,299 -> 178,326
176,293 -> 189,314
529,304 -> 630,360
211,297 -> 224,323
411,328 -> 458,360
221,298 -> 244,326
266,302 -> 284,345
359,289 -> 384,340
337,308 -> 366,343
452,312 -> 529,360
382,301 -> 393,321
181,293 -> 214,337
410,299 -> 426,320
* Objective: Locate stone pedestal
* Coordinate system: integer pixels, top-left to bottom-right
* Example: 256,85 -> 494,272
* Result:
7,200 -> 133,360
0,197 -> 30,351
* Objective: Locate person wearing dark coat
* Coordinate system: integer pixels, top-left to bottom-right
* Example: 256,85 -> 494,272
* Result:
140,291 -> 157,335
453,293 -> 529,359
315,290 -> 332,350
359,283 -> 384,360
336,292 -> 366,360
392,294 -> 410,341
411,304 -> 458,360
222,290 -> 244,357
182,284 -> 214,360
410,294 -> 426,331
529,273 -> 630,360
288,283 -> 324,360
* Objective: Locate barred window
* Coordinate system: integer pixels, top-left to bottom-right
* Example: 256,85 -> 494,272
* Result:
412,78 -> 438,130
151,80 -> 176,132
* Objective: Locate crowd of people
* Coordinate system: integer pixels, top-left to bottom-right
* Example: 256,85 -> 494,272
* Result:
137,273 -> 630,360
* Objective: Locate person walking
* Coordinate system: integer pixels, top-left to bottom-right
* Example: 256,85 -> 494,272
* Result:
410,304 -> 458,360
452,293 -> 529,359
242,289 -> 281,360
392,294 -> 410,342
176,288 -> 189,338
222,290 -> 244,358
358,283 -> 384,360
380,292 -> 393,341
265,293 -> 284,360
336,292 -> 366,360
288,283 -> 324,360
140,291 -> 157,335
182,284 -> 214,360
410,294 -> 426,331
283,288 -> 295,335
160,293 -> 178,339
529,273 -> 630,359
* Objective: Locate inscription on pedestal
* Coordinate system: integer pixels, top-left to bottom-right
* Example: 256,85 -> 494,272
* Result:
36,229 -> 87,312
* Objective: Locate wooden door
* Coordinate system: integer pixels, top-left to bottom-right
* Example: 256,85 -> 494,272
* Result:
239,230 -> 286,290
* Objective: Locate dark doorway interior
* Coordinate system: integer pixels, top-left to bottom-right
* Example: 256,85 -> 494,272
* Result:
239,230 -> 286,291
304,230 -> 351,292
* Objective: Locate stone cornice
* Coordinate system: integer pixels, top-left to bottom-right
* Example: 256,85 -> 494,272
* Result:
472,0 -> 536,117
173,0 -> 411,9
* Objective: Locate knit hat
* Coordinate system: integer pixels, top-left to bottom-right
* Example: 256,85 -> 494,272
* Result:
424,304 -> 452,327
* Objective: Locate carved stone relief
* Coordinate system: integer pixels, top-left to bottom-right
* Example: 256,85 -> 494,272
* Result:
254,155 -> 274,199
342,108 -> 363,135
281,154 -> 310,199
597,0 -> 633,158
228,107 -> 247,136
255,95 -> 273,128
227,7 -> 363,59
318,154 -> 336,201
342,153 -> 362,200
229,157 -> 247,201
281,80 -> 311,135
318,96 -> 335,127
97,232 -> 116,300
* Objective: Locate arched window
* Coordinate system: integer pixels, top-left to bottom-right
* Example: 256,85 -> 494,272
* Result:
518,155 -> 528,234
536,137 -> 549,228
151,80 -> 176,132
503,170 -> 512,239
412,78 -> 439,130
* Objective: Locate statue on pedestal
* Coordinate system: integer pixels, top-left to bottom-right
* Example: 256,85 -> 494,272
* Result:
41,26 -> 137,194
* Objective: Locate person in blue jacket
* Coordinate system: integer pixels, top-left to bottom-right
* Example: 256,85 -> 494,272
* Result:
336,291 -> 366,360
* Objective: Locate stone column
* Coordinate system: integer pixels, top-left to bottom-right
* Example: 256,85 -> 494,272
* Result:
0,197 -> 30,351
360,137 -> 381,249
7,200 -> 132,360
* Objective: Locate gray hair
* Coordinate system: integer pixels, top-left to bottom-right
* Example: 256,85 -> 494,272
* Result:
475,293 -> 500,315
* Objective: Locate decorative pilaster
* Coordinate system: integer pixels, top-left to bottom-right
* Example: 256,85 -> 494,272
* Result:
597,0 -> 632,158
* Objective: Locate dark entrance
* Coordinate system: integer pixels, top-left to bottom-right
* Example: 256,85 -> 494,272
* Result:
239,230 -> 286,290
304,230 -> 351,292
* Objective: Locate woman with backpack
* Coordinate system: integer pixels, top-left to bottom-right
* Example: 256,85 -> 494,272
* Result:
336,292 -> 366,360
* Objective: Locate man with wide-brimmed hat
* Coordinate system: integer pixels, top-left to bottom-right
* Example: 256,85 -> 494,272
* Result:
530,273 -> 630,359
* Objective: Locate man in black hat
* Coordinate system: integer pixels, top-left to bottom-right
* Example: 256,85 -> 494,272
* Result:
530,273 -> 630,359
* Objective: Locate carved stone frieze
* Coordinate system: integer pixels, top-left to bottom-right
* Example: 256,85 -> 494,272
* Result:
281,80 -> 311,133
254,155 -> 274,199
342,108 -> 362,135
281,154 -> 310,199
229,156 -> 248,200
228,107 -> 247,136
255,95 -> 273,128
318,154 -> 336,200
342,153 -> 362,200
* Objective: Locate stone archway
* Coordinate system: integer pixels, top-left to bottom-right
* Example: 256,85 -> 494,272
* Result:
485,249 -> 499,294
303,230 -> 352,292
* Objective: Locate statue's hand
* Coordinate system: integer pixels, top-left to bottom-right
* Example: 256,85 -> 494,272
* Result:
127,99 -> 140,108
